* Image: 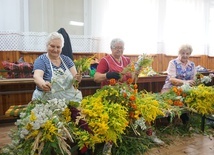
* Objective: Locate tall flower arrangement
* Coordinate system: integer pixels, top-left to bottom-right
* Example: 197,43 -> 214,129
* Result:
73,55 -> 96,88
121,54 -> 153,83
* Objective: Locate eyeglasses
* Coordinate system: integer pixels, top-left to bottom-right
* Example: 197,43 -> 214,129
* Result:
112,46 -> 124,50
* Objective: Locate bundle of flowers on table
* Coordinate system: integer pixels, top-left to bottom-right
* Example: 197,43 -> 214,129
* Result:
75,78 -> 171,154
159,83 -> 214,117
1,79 -> 214,155
1,99 -> 76,155
195,72 -> 214,86
184,84 -> 214,115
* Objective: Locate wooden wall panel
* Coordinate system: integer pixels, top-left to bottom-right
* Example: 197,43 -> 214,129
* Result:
73,52 -> 106,60
20,51 -> 45,63
153,54 -> 163,72
207,56 -> 214,70
1,51 -> 214,76
160,55 -> 175,71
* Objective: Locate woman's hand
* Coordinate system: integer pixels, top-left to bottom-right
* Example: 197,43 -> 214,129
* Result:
74,74 -> 82,83
185,80 -> 196,86
41,81 -> 51,92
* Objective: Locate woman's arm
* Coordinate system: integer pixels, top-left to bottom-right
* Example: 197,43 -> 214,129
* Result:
94,72 -> 107,83
70,66 -> 82,82
33,70 -> 51,91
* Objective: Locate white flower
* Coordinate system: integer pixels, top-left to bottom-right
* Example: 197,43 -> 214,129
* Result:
19,112 -> 26,118
133,117 -> 147,130
147,70 -> 157,76
180,84 -> 191,93
13,98 -> 68,141
15,119 -> 22,126
201,76 -> 212,84
57,122 -> 63,128
20,129 -> 29,139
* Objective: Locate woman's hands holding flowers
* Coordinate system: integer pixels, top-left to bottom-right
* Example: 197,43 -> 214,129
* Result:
106,72 -> 121,80
75,73 -> 82,82
73,73 -> 82,89
184,80 -> 196,86
41,81 -> 51,92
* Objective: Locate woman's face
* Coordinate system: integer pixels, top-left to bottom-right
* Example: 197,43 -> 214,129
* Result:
178,49 -> 191,63
111,42 -> 124,58
47,39 -> 62,58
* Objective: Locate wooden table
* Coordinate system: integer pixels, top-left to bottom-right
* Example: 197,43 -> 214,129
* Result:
0,76 -> 167,122
137,75 -> 166,93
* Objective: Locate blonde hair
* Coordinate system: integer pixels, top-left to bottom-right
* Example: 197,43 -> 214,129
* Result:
178,44 -> 193,54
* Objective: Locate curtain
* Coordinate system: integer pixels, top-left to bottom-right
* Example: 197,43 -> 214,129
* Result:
90,0 -> 214,56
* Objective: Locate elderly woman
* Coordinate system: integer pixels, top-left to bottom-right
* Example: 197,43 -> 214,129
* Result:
161,44 -> 197,93
94,38 -> 165,145
94,38 -> 132,87
161,44 -> 197,125
32,32 -> 82,102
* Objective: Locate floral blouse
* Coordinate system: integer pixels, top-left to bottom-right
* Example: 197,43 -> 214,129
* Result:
162,58 -> 196,89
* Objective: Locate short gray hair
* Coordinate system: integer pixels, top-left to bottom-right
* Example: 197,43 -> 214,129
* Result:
178,44 -> 193,54
46,32 -> 64,48
110,38 -> 124,49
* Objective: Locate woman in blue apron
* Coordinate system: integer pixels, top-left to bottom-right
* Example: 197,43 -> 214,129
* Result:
32,32 -> 82,103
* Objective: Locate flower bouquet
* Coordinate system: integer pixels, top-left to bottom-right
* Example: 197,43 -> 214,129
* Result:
73,55 -> 96,88
120,54 -> 153,83
159,83 -> 214,117
74,56 -> 96,75
1,99 -> 75,155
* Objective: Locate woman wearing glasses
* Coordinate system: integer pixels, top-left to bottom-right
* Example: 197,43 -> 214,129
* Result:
94,38 -> 131,87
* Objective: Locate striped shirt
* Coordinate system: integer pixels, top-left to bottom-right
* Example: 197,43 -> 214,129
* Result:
33,53 -> 74,83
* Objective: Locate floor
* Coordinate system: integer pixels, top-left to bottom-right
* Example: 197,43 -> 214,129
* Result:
0,122 -> 214,155
145,134 -> 214,155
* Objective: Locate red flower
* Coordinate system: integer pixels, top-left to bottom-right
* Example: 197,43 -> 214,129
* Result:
80,145 -> 88,153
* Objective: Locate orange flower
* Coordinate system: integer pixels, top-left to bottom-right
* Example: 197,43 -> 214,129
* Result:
176,88 -> 182,96
167,99 -> 173,105
129,111 -> 135,118
123,92 -> 127,98
131,64 -> 135,71
172,86 -> 182,96
129,95 -> 136,101
134,84 -> 138,89
109,79 -> 116,85
127,78 -> 133,84
182,93 -> 187,97
173,100 -> 183,107
130,103 -> 137,110
172,86 -> 178,93
134,89 -> 138,94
